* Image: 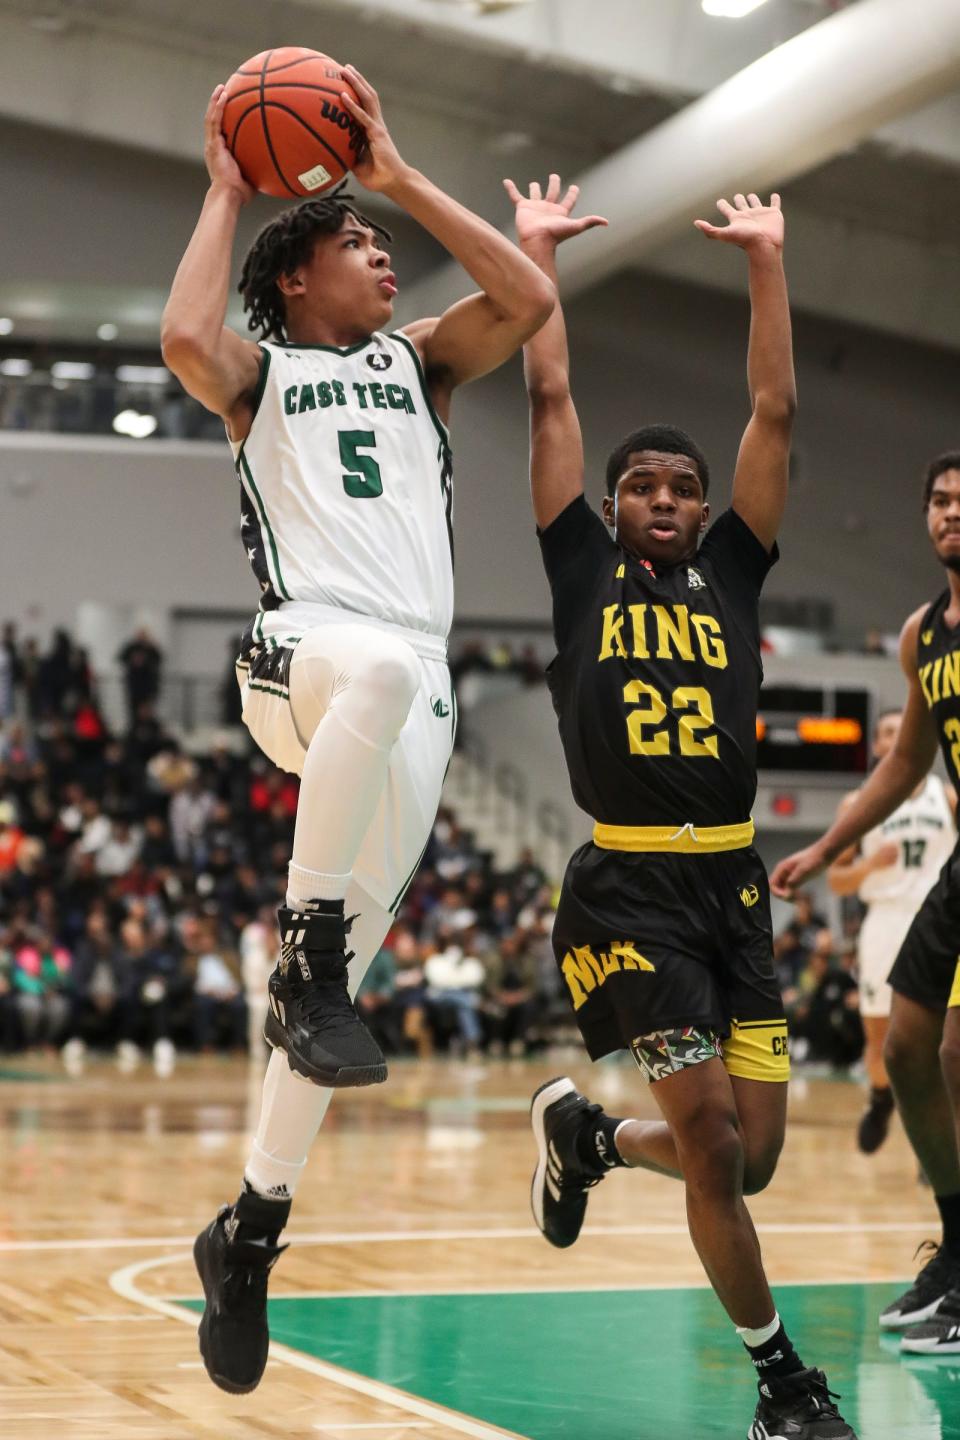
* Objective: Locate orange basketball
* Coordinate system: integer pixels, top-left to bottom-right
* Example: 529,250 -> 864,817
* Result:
221,47 -> 365,200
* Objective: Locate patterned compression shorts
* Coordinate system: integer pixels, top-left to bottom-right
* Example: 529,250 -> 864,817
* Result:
630,1026 -> 723,1083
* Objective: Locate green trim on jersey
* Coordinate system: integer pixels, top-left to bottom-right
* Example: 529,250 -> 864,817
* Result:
273,336 -> 374,356
233,346 -> 273,475
390,331 -> 451,447
238,451 -> 292,602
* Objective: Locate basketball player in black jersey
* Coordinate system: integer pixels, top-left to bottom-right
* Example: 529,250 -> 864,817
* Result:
774,452 -> 960,1358
507,175 -> 856,1439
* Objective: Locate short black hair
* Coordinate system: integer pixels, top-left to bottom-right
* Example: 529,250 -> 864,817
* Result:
922,451 -> 960,510
238,194 -> 392,342
605,424 -> 710,497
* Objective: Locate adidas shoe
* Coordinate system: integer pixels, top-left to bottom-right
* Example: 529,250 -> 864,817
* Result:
193,1192 -> 289,1394
530,1077 -> 608,1249
856,1088 -> 894,1155
900,1287 -> 960,1354
879,1242 -> 960,1329
749,1367 -> 858,1439
264,907 -> 387,1087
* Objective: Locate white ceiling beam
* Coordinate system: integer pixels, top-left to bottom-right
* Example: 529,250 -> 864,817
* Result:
396,0 -> 960,320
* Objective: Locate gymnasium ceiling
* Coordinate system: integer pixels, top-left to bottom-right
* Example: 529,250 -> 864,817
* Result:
1,0 -> 960,350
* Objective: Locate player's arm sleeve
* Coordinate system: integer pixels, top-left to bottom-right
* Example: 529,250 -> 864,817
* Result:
538,495 -> 615,649
698,507 -> 778,614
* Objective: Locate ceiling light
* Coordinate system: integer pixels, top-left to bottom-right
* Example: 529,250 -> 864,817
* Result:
97,322 -> 119,341
0,359 -> 31,378
113,409 -> 158,439
116,364 -> 170,385
702,0 -> 771,16
0,318 -> 13,335
51,361 -> 94,381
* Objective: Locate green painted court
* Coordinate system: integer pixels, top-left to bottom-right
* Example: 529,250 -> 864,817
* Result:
182,1282 -> 960,1438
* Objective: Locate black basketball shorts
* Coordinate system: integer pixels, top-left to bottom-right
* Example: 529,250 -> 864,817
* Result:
552,843 -> 788,1080
889,842 -> 960,1013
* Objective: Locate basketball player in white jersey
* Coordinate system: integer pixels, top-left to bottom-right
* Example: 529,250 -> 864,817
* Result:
161,70 -> 554,1393
828,710 -> 955,1153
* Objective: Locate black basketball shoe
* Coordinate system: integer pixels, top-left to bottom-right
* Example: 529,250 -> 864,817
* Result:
749,1368 -> 858,1439
856,1087 -> 894,1155
193,1190 -> 289,1394
530,1077 -> 608,1249
879,1242 -> 960,1330
900,1286 -> 960,1354
264,907 -> 387,1087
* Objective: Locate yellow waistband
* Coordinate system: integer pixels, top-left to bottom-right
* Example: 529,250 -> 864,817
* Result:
592,819 -> 755,854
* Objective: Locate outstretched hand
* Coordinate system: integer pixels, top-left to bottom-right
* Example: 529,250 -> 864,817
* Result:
769,843 -> 828,899
505,174 -> 607,251
204,85 -> 255,203
340,64 -> 407,193
695,192 -> 784,252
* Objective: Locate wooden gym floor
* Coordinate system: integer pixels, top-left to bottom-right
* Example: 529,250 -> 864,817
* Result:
0,1052 -> 955,1439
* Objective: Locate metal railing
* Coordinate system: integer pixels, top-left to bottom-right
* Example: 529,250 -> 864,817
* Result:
451,727 -> 568,881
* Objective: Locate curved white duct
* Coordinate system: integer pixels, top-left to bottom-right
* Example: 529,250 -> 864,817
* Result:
396,0 -> 960,317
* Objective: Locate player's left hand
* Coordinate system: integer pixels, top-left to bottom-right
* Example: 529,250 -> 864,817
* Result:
694,192 -> 784,252
770,842 -> 827,898
505,175 -> 608,251
340,65 -> 407,192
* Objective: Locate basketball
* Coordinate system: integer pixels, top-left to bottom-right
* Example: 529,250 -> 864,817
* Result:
221,47 -> 365,200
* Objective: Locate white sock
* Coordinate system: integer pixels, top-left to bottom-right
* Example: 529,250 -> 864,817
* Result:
244,1137 -> 309,1200
613,1119 -> 636,1167
286,861 -> 349,909
736,1312 -> 781,1347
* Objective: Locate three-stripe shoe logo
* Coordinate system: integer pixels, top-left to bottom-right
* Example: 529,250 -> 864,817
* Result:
546,1140 -> 563,1202
269,993 -> 287,1026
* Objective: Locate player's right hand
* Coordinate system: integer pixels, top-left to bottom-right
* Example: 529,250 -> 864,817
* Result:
205,85 -> 255,203
870,841 -> 900,871
770,843 -> 828,898
504,175 -> 607,251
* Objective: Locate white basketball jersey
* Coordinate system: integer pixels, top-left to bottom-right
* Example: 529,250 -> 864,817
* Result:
231,332 -> 454,640
859,775 -> 954,905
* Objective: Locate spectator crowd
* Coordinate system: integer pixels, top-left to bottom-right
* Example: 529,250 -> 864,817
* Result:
0,618 -> 876,1081
0,621 -> 565,1074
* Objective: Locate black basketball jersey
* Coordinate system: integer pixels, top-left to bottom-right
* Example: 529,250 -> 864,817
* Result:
539,496 -> 777,828
917,590 -> 960,791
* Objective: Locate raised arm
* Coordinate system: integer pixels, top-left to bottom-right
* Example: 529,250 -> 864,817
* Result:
504,175 -> 607,529
771,606 -> 938,897
160,86 -> 262,436
695,194 -> 796,552
340,67 -> 554,402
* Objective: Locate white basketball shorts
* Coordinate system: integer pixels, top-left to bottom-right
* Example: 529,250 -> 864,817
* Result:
857,902 -> 919,1019
236,613 -> 455,915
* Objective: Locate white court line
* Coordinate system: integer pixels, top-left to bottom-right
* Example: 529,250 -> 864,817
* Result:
109,1253 -> 526,1440
0,1219 -> 936,1254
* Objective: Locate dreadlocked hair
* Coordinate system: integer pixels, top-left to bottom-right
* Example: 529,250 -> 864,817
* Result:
238,191 -> 392,342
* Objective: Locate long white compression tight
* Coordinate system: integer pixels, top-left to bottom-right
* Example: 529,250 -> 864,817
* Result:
244,881 -> 393,1199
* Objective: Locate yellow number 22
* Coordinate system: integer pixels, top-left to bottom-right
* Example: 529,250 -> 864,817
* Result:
623,681 -> 718,759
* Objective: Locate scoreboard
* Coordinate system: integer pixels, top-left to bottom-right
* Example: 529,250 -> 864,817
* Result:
757,683 -> 871,775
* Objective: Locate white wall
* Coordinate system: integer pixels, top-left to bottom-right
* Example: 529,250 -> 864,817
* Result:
3,265 -> 959,654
